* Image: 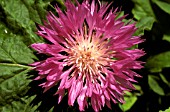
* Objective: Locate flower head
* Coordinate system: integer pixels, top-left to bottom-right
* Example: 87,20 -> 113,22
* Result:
31,0 -> 145,111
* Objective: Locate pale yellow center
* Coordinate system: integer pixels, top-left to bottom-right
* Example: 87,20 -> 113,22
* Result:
65,35 -> 112,79
63,26 -> 115,81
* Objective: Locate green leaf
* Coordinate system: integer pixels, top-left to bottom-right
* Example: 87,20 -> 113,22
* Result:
160,73 -> 170,87
132,0 -> 155,20
0,23 -> 37,63
49,107 -> 55,112
0,24 -> 37,111
148,75 -> 165,95
163,34 -> 170,43
0,0 -> 49,44
0,95 -> 39,112
0,63 -> 31,83
0,36 -> 36,64
132,0 -> 156,35
120,92 -> 137,111
0,0 -> 66,111
0,67 -> 31,106
146,51 -> 170,72
135,16 -> 155,36
152,0 -> 170,15
159,107 -> 170,112
133,84 -> 143,96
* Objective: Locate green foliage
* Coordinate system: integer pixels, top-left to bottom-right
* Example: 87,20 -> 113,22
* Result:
132,0 -> 156,36
1,95 -> 39,112
0,0 -> 170,111
131,0 -> 170,111
0,35 -> 36,64
0,0 -> 66,111
160,74 -> 170,87
134,16 -> 155,36
0,0 -> 47,44
160,107 -> 170,112
148,75 -> 165,95
120,91 -> 137,111
132,0 -> 155,20
152,0 -> 170,15
0,0 -> 49,111
0,24 -> 37,111
146,51 -> 170,72
163,33 -> 170,43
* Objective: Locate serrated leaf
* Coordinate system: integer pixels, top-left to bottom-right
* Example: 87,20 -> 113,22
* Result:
132,0 -> 156,35
146,51 -> 170,72
148,75 -> 165,95
0,63 -> 29,83
135,16 -> 155,36
132,0 -> 155,20
0,37 -> 37,64
0,0 -> 49,44
0,68 -> 31,106
0,95 -> 39,112
152,0 -> 170,15
0,24 -> 37,111
0,1 -> 65,111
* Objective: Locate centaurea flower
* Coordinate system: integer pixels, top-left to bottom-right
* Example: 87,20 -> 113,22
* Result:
31,0 -> 145,111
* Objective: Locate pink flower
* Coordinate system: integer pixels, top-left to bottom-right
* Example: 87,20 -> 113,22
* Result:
31,0 -> 145,111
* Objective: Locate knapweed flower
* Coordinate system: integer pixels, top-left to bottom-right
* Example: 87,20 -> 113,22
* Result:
31,0 -> 145,111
